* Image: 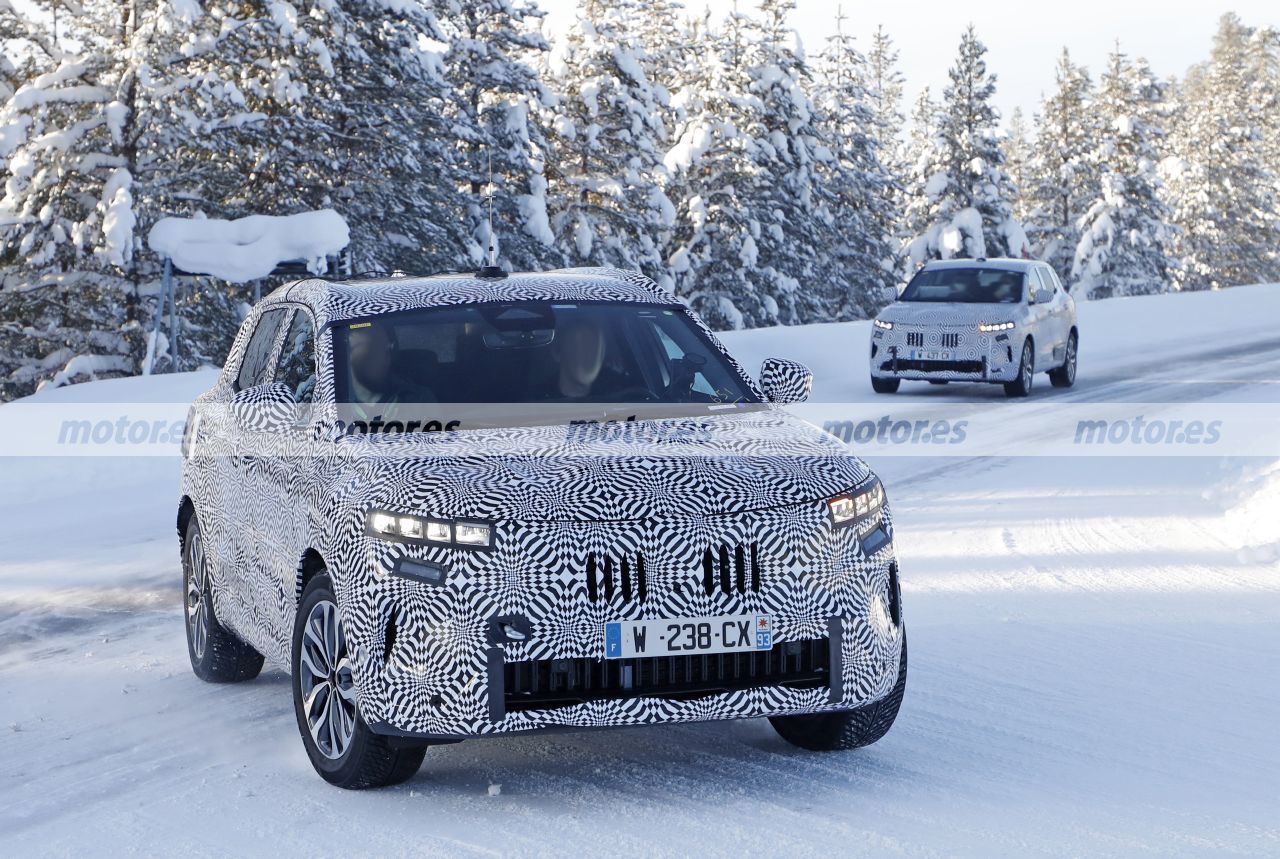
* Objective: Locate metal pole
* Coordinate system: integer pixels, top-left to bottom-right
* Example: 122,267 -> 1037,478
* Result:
168,259 -> 178,368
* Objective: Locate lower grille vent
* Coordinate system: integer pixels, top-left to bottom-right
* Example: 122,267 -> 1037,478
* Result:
702,542 -> 761,596
504,638 -> 830,712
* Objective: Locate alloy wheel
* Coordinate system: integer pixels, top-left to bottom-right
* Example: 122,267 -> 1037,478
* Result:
185,531 -> 209,661
298,600 -> 358,760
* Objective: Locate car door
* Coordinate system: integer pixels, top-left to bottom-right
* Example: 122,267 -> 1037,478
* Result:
203,306 -> 289,625
1027,268 -> 1059,369
248,306 -> 323,640
1036,265 -> 1071,367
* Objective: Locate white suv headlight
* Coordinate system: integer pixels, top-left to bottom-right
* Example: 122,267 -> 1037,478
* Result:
873,319 -> 894,331
978,321 -> 1016,333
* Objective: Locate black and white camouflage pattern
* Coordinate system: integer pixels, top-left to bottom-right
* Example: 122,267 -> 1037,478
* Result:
180,267 -> 904,739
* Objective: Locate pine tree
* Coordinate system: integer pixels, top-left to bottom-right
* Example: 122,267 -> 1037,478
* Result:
903,26 -> 1027,266
542,0 -> 675,278
1072,48 -> 1176,298
899,86 -> 944,274
442,0 -> 561,271
1162,13 -> 1279,290
864,25 -> 905,181
1002,107 -> 1033,222
811,9 -> 897,316
1026,48 -> 1096,280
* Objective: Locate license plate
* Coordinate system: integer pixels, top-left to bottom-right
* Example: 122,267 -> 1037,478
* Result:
911,349 -> 951,360
604,614 -> 773,659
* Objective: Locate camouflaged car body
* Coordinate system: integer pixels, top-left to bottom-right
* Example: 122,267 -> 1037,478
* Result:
180,268 -> 904,740
871,258 -> 1077,384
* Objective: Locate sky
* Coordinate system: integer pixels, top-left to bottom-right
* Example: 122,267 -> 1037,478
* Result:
539,0 -> 1278,126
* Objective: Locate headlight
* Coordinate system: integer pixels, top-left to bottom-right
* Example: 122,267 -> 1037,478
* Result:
366,510 -> 491,548
873,319 -> 894,330
978,321 -> 1016,333
827,477 -> 887,536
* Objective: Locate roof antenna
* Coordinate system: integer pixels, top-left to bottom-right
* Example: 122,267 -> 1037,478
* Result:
477,149 -> 507,280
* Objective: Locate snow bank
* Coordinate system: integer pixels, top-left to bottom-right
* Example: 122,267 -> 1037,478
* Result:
147,209 -> 349,283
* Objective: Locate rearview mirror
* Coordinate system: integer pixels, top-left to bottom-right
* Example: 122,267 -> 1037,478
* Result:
758,358 -> 813,404
231,382 -> 298,433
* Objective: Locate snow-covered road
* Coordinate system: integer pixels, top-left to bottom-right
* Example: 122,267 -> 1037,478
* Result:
2,287 -> 1278,857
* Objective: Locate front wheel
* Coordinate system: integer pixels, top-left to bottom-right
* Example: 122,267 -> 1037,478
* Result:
292,573 -> 425,789
1003,340 -> 1034,398
770,636 -> 907,751
1049,331 -> 1078,388
871,376 -> 900,394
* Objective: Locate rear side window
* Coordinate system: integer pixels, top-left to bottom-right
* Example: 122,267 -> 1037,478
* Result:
275,310 -> 317,404
236,309 -> 287,391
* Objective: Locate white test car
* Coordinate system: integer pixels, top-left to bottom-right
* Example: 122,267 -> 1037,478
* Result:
869,258 -> 1078,398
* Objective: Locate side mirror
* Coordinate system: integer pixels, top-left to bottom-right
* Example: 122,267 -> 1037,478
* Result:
231,382 -> 298,433
1031,287 -> 1053,305
879,285 -> 899,304
758,358 -> 813,404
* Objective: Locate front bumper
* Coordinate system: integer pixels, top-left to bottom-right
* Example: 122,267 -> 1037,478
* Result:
339,502 -> 905,740
871,326 -> 1021,382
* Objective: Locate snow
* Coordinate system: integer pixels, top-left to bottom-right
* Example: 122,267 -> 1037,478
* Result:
1,286 -> 1278,855
146,209 -> 349,283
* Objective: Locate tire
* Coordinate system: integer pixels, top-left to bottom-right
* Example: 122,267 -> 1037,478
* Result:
292,573 -> 425,789
769,636 -> 907,752
871,376 -> 900,394
1003,340 -> 1034,398
1049,330 -> 1078,388
183,516 -> 264,683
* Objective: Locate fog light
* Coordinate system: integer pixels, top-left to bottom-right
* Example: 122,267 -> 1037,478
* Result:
393,557 -> 446,585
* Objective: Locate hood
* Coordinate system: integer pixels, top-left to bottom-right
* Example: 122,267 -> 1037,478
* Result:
878,302 -> 1015,327
344,407 -> 872,523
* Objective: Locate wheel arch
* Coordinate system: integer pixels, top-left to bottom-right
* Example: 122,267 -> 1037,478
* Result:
296,548 -> 328,606
177,496 -> 195,552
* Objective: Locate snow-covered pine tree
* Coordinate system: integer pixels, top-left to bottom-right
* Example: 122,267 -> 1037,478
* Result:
899,86 -> 944,276
441,0 -> 561,272
665,0 -> 844,327
1002,107 -> 1033,222
1072,48 -> 1176,298
1162,13 -> 1279,290
903,26 -> 1027,267
542,0 -> 675,277
811,9 -> 897,317
662,8 -> 764,327
0,0 -> 179,396
864,24 -> 905,182
1025,48 -> 1096,280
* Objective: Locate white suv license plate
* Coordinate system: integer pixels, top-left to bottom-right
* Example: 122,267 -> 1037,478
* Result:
911,349 -> 951,360
604,614 -> 773,659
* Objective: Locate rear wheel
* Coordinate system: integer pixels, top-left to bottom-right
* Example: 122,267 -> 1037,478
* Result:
1049,331 -> 1078,388
1003,340 -> 1034,398
183,516 -> 264,683
292,573 -> 425,789
770,637 -> 907,751
871,376 -> 900,394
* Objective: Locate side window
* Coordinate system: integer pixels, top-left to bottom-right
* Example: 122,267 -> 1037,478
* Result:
275,309 -> 317,404
236,309 -> 287,392
1046,267 -> 1065,293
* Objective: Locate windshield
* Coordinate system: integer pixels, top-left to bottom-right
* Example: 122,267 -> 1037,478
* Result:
333,302 -> 761,430
900,267 -> 1025,303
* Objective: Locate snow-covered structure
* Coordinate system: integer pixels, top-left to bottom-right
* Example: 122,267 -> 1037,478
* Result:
148,211 -> 350,283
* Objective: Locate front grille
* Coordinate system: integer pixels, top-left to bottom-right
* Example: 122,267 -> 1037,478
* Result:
941,332 -> 961,348
503,638 -> 830,712
882,358 -> 984,374
905,332 -> 924,347
584,551 -> 648,604
702,542 -> 761,596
